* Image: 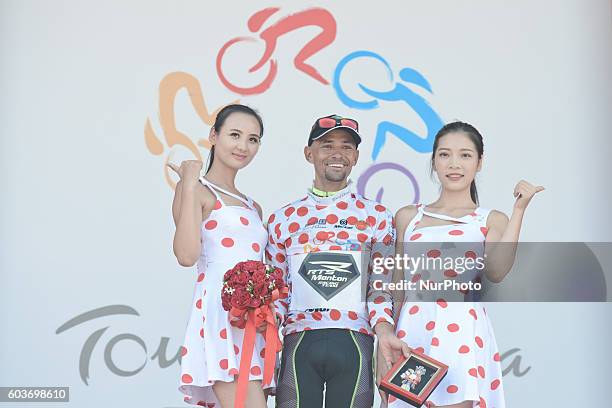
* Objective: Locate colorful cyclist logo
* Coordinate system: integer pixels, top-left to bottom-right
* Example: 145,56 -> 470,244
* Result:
146,6 -> 445,205
215,7 -> 336,95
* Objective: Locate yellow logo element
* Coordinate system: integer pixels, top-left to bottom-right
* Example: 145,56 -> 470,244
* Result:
303,244 -> 320,253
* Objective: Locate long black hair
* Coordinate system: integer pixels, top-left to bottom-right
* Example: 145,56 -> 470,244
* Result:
430,121 -> 484,205
206,104 -> 264,174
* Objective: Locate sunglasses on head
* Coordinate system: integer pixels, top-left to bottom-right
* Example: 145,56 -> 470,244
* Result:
317,116 -> 358,131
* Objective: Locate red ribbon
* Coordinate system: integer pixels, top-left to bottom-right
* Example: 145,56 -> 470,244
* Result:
230,287 -> 288,408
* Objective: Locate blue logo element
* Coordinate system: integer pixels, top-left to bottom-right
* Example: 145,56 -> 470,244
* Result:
333,50 -> 444,160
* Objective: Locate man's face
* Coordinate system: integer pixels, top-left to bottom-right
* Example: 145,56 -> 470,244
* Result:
304,129 -> 359,183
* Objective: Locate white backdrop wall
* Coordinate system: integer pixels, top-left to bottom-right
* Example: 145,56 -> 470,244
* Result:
1,1 -> 611,407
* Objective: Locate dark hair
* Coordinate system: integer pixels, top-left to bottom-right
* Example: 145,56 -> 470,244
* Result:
206,104 -> 264,174
430,121 -> 484,205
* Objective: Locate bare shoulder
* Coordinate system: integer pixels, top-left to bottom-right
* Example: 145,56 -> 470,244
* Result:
172,180 -> 215,226
395,204 -> 418,225
198,182 -> 218,209
177,180 -> 216,209
487,209 -> 509,227
394,205 -> 419,239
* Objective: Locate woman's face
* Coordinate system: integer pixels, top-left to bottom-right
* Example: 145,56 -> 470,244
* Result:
210,112 -> 261,170
433,131 -> 482,193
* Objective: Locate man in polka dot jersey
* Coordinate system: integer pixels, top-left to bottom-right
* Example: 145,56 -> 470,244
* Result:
267,115 -> 409,408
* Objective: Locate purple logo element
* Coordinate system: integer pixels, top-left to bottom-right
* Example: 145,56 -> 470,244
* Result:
357,162 -> 420,204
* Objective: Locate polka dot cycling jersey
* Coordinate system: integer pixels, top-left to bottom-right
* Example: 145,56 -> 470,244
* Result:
265,183 -> 396,337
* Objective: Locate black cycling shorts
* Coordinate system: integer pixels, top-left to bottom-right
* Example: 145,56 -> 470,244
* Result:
275,328 -> 374,408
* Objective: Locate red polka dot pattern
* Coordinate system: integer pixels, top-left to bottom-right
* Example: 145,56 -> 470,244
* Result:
326,214 -> 338,224
475,336 -> 484,348
447,323 -> 460,332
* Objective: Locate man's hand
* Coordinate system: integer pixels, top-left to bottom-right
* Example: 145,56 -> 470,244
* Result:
256,321 -> 267,333
375,322 -> 410,403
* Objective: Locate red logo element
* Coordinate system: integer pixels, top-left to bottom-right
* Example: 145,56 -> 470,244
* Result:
313,230 -> 336,245
216,7 -> 336,95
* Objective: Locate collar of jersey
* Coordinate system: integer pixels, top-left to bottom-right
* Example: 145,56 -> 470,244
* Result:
307,180 -> 353,205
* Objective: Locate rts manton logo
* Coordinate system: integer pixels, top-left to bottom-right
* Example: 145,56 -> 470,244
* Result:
297,252 -> 360,300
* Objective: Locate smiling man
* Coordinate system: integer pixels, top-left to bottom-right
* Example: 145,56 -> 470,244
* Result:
266,114 -> 409,408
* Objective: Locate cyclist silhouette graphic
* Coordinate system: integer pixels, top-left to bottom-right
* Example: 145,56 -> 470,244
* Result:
216,7 -> 336,95
333,50 -> 444,160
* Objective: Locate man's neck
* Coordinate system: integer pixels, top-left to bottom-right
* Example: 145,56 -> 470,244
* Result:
311,185 -> 339,197
312,180 -> 348,195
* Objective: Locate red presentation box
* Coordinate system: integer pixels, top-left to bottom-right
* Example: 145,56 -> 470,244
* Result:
380,348 -> 448,407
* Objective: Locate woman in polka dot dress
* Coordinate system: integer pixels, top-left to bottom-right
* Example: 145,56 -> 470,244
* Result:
168,104 -> 273,408
388,122 -> 543,408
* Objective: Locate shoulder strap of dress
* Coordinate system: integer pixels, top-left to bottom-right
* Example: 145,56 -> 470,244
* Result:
421,209 -> 467,224
200,178 -> 254,209
245,195 -> 255,207
199,177 -> 221,201
404,204 -> 425,236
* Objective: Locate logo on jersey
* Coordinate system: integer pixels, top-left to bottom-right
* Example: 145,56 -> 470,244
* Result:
297,252 -> 360,300
301,217 -> 370,234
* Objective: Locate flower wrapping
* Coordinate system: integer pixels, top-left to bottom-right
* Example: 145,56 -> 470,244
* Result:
221,260 -> 288,408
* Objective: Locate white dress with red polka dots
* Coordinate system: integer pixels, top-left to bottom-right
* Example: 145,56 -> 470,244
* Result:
389,204 -> 505,408
178,179 -> 272,407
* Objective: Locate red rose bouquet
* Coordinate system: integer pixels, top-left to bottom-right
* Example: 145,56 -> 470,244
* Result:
220,260 -> 287,408
221,260 -> 286,317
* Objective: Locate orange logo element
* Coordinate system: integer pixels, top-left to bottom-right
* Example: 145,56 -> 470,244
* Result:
144,72 -> 238,189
